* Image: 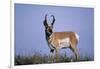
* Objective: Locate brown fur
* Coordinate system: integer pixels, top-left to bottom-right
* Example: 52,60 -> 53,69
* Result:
49,32 -> 78,48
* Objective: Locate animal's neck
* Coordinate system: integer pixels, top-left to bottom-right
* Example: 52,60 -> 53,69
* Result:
45,30 -> 53,40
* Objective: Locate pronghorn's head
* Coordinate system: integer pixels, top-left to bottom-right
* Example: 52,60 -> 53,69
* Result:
43,14 -> 55,36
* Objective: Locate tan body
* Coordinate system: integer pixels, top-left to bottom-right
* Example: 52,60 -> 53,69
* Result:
49,32 -> 79,49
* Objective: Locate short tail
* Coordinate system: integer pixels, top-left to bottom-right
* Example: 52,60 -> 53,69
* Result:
75,32 -> 79,42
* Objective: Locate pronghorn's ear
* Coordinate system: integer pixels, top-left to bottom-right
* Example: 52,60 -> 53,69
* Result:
43,14 -> 48,27
51,15 -> 55,26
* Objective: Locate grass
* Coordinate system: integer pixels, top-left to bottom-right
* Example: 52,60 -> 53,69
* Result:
15,53 -> 94,65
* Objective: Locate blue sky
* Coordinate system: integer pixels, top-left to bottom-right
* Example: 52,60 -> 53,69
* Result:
15,4 -> 94,59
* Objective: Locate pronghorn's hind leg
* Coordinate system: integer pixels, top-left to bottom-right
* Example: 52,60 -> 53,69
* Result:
70,46 -> 79,61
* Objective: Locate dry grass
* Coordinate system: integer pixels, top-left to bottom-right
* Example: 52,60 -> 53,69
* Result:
15,52 -> 93,65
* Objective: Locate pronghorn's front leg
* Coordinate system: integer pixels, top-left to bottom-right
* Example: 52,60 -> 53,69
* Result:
50,49 -> 54,62
50,48 -> 59,63
55,48 -> 60,62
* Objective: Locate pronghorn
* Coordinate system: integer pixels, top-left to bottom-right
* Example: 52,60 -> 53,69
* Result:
43,14 -> 79,61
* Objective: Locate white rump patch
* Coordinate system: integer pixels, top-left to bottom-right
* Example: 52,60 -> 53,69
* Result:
75,32 -> 79,42
58,38 -> 70,48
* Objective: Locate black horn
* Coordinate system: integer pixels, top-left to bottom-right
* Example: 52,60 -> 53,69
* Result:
43,14 -> 48,27
51,15 -> 55,26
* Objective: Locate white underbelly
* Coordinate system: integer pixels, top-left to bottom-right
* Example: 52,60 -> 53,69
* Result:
58,38 -> 70,48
